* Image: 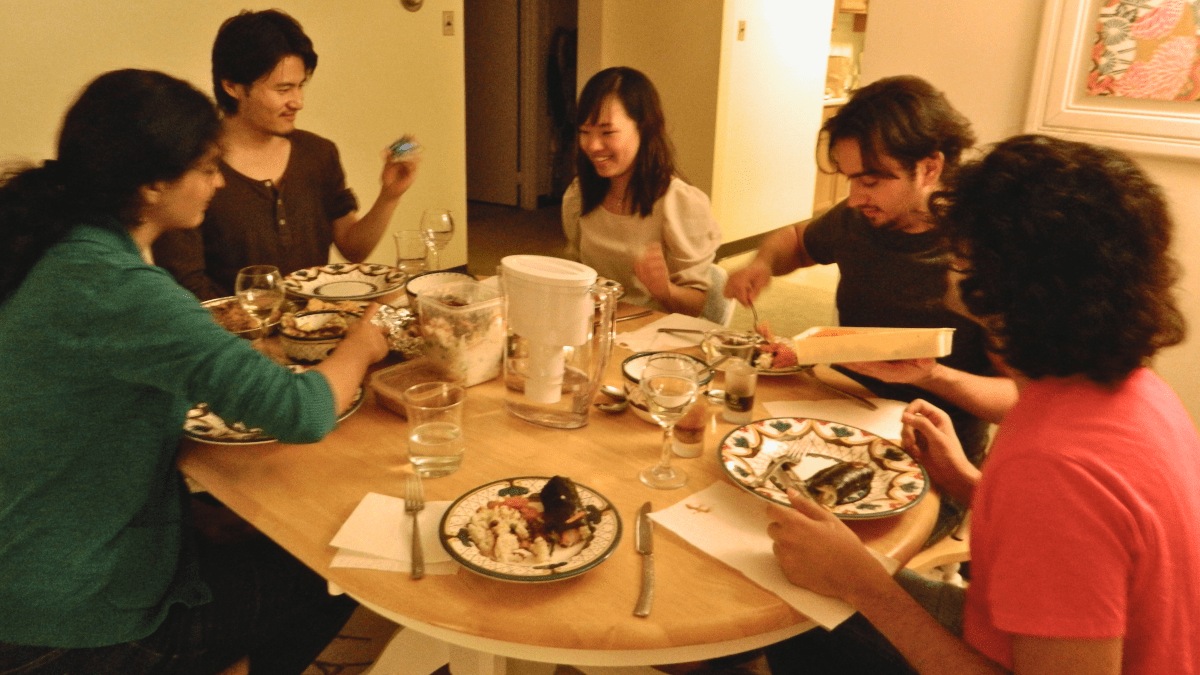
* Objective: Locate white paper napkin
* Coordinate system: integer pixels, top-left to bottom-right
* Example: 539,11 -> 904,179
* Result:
616,313 -> 723,353
763,398 -> 909,441
650,482 -> 899,630
329,492 -> 459,575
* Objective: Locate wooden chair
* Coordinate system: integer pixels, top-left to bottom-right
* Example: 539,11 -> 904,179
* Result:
905,513 -> 971,587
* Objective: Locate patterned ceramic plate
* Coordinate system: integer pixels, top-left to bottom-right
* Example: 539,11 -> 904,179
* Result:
719,417 -> 928,519
182,366 -> 364,445
283,263 -> 407,300
439,476 -> 622,583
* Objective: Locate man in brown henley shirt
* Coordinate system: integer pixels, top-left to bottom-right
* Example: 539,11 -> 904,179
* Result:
153,9 -> 420,300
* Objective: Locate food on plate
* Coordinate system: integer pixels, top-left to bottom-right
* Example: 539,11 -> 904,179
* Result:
465,476 -> 593,564
805,461 -> 875,507
280,311 -> 349,339
207,299 -> 259,332
753,340 -> 799,370
304,298 -> 367,315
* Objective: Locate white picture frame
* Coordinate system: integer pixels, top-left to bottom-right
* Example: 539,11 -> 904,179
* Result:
1025,0 -> 1200,160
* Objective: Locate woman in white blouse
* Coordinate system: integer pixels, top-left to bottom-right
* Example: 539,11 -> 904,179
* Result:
562,67 -> 721,317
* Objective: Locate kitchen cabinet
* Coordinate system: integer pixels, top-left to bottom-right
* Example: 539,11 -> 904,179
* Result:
812,104 -> 850,217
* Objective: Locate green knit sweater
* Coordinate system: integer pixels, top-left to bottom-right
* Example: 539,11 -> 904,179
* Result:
0,222 -> 336,647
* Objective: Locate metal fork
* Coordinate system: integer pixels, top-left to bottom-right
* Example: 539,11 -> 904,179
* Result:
405,474 -> 425,580
774,440 -> 816,497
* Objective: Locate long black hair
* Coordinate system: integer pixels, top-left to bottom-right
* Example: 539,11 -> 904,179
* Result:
574,67 -> 677,217
0,69 -> 221,301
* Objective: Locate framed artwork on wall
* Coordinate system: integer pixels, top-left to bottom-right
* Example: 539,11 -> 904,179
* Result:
1026,0 -> 1200,159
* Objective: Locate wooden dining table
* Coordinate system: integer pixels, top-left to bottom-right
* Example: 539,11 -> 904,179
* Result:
177,307 -> 939,675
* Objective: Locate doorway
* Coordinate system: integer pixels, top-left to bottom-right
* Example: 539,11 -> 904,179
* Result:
463,0 -> 577,209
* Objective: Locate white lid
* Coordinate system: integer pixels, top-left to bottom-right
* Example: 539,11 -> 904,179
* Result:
501,255 -> 595,288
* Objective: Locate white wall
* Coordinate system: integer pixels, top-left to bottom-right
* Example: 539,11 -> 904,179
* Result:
862,0 -> 1200,423
0,0 -> 467,270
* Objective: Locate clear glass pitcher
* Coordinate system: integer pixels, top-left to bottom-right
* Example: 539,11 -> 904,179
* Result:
499,256 -> 616,429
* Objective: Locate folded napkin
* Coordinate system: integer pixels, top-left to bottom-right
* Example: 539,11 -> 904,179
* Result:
763,398 -> 908,441
330,491 -> 458,575
651,482 -> 898,630
616,313 -> 723,353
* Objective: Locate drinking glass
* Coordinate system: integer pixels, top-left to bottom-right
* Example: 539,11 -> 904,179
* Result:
420,209 -> 455,270
234,265 -> 285,343
402,382 -> 467,477
394,229 -> 428,277
638,353 -> 699,489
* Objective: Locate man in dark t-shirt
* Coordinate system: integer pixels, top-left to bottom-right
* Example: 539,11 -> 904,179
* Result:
727,76 -> 1017,542
154,9 -> 420,300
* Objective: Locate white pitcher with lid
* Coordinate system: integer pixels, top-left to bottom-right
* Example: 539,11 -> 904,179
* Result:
499,255 -> 616,428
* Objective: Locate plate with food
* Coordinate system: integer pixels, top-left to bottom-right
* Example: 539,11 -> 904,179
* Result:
283,263 -> 407,301
182,365 -> 364,445
719,417 -> 928,519
699,329 -> 805,375
439,475 -> 622,582
202,295 -> 294,339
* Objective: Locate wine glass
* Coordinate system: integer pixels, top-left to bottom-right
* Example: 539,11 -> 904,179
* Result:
638,353 -> 700,489
420,209 -> 455,270
234,265 -> 285,345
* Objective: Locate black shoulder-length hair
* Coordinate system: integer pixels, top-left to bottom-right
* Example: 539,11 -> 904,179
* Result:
933,134 -> 1185,384
574,67 -> 676,217
212,9 -> 318,115
0,69 -> 221,301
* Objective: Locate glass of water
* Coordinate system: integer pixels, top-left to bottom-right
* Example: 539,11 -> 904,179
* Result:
638,353 -> 699,489
402,382 -> 466,477
394,229 -> 428,277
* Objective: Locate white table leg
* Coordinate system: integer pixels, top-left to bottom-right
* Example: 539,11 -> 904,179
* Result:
363,627 -> 450,675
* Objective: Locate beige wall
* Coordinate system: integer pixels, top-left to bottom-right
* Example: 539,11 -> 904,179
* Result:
578,0 -> 833,244
863,0 -> 1200,423
0,0 -> 467,270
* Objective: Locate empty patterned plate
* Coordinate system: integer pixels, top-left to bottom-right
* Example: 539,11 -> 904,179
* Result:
719,417 -> 928,519
283,263 -> 407,300
182,366 -> 364,445
439,476 -> 622,582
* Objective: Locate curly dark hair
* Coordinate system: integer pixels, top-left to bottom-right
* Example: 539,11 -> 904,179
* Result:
212,9 -> 317,115
574,67 -> 677,217
933,134 -> 1185,384
822,75 -> 975,180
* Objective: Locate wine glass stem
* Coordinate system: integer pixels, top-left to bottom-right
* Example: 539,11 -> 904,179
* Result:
656,425 -> 676,474
430,247 -> 440,271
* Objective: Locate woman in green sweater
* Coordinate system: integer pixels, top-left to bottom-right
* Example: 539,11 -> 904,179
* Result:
0,70 -> 388,674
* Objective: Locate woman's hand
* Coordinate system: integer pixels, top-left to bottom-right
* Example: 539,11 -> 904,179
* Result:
633,242 -> 672,303
900,399 -> 981,504
766,491 -> 890,601
314,303 -> 389,413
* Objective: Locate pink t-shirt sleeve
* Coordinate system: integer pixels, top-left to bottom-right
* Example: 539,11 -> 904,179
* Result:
982,453 -> 1136,639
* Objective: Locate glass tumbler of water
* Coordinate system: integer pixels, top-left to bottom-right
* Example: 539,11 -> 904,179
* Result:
394,230 -> 428,277
401,382 -> 466,478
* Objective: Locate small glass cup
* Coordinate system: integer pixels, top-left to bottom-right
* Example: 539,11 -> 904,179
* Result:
722,357 -> 758,425
394,230 -> 428,277
402,382 -> 466,478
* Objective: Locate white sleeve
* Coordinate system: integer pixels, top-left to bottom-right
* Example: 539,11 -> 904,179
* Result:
561,179 -> 583,262
659,179 -> 721,291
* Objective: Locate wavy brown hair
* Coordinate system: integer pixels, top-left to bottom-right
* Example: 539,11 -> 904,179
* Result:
574,67 -> 676,217
821,75 -> 975,180
933,134 -> 1185,384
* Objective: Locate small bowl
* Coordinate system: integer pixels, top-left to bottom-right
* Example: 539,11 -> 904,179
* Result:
620,351 -> 714,424
369,358 -> 465,419
279,310 -> 351,363
202,296 -> 286,339
405,271 -> 476,307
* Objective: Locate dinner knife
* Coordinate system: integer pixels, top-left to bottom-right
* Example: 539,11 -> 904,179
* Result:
633,501 -> 654,617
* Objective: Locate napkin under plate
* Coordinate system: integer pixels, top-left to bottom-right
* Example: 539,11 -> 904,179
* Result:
617,314 -> 723,353
330,491 -> 458,575
651,482 -> 899,630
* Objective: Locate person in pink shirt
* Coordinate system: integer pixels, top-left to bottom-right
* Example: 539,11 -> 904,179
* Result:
765,134 -> 1198,674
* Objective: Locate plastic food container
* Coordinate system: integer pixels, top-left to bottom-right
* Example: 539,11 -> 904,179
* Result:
417,280 -> 504,387
791,326 -> 955,364
369,359 -> 465,419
